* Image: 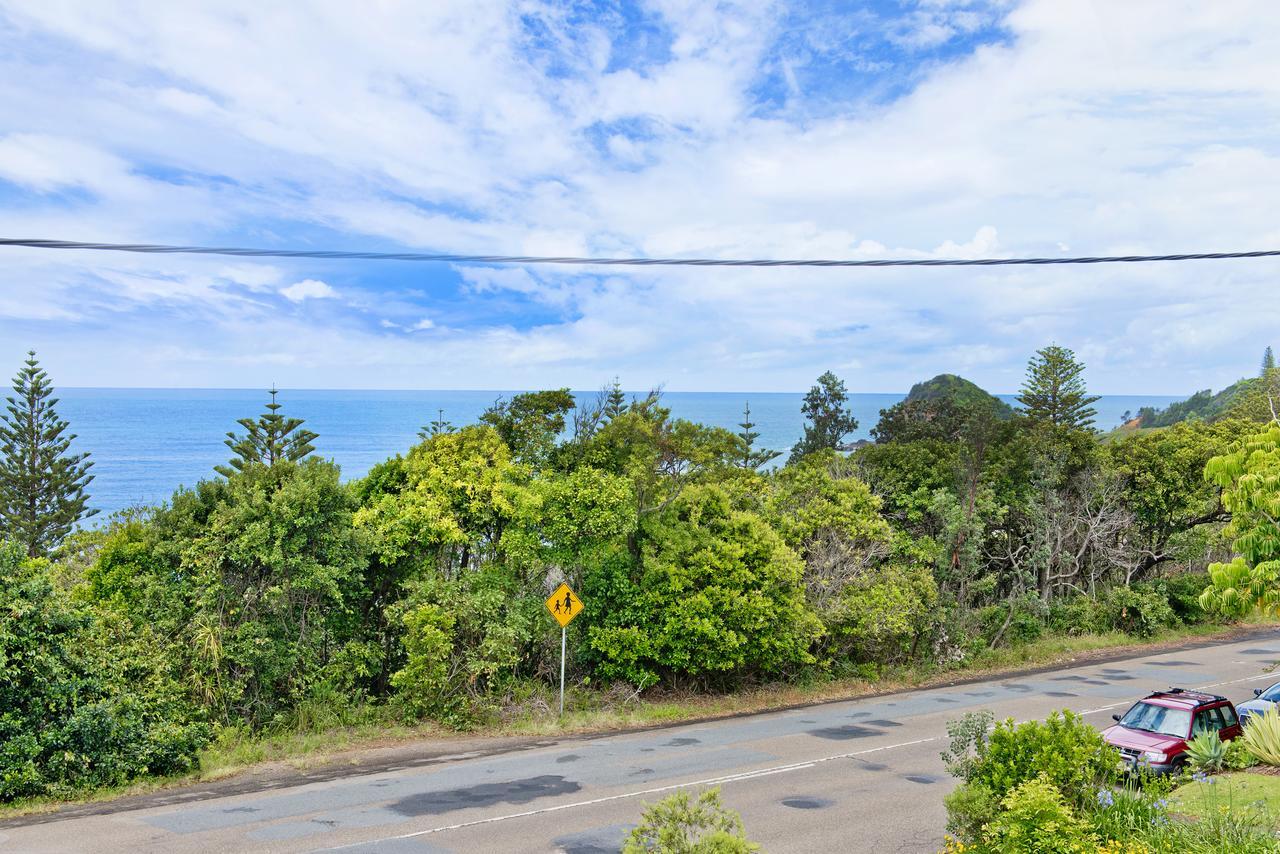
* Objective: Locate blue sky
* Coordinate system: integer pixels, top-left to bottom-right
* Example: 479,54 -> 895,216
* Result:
0,0 -> 1278,394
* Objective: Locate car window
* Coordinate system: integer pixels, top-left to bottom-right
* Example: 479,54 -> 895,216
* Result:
1192,710 -> 1214,736
1262,683 -> 1280,702
1219,705 -> 1238,727
1120,702 -> 1192,737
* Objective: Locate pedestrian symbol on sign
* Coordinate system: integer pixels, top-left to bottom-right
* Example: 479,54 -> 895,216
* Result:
545,582 -> 583,628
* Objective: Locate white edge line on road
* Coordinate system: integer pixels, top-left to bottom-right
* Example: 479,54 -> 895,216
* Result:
316,671 -> 1280,851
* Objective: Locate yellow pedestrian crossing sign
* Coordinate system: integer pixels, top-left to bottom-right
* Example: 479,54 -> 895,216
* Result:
546,582 -> 583,627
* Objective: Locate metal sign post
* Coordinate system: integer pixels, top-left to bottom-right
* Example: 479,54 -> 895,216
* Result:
545,582 -> 583,719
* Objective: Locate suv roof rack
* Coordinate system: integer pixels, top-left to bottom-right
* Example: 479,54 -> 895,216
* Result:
1150,687 -> 1227,705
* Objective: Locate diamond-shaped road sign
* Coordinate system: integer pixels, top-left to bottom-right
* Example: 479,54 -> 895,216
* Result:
545,582 -> 583,628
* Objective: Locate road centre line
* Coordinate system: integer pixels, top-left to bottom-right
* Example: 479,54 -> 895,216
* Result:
319,738 -> 936,850
318,667 -> 1280,851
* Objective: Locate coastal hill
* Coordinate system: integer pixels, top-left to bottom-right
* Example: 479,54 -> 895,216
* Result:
871,373 -> 1011,443
904,373 -> 1014,416
1135,352 -> 1278,427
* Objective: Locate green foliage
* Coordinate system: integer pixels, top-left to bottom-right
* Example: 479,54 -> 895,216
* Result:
1017,345 -> 1100,431
1201,422 -> 1280,615
1098,586 -> 1177,637
0,350 -> 96,557
1185,732 -> 1228,772
0,541 -> 207,801
734,402 -> 780,470
941,710 -> 995,783
389,567 -> 541,729
623,787 -> 759,853
788,370 -> 857,464
215,387 -> 317,477
586,485 -> 821,688
1225,737 -> 1258,770
1159,572 -> 1215,624
480,389 -> 575,466
872,374 -> 1011,444
1107,420 -> 1244,563
1241,703 -> 1280,766
943,782 -> 1000,843
982,774 -> 1098,853
175,459 -> 370,726
948,710 -> 1118,811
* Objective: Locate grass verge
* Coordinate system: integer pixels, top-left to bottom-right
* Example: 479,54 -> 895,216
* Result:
1168,771 -> 1280,827
4,617 -> 1276,821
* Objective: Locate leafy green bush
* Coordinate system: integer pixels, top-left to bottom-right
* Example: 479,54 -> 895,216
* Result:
1185,732 -> 1227,772
623,787 -> 758,853
1098,586 -> 1177,637
982,774 -> 1097,853
1225,737 -> 1258,770
586,485 -> 822,688
978,596 -> 1046,647
947,710 -> 1118,812
0,542 -> 208,801
1046,596 -> 1103,636
943,781 -> 999,843
1241,704 -> 1280,765
1157,572 -> 1213,624
389,567 -> 542,729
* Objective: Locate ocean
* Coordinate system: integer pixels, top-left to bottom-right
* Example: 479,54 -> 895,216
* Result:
52,388 -> 1182,518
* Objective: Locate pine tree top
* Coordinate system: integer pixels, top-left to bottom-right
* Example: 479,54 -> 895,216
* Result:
0,350 -> 96,557
216,387 -> 318,476
1017,344 -> 1100,430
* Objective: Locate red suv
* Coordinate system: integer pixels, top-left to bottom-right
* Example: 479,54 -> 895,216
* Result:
1102,688 -> 1242,774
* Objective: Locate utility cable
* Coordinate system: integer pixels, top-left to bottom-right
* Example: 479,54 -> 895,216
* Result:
2,238 -> 1279,268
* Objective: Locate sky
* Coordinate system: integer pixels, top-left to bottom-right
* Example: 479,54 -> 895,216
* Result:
0,0 -> 1278,395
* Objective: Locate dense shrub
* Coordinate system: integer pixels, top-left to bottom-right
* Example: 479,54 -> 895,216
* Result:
1097,586 -> 1178,637
942,709 -> 1119,841
1046,596 -> 1103,636
981,775 -> 1097,853
0,542 -> 208,801
1156,571 -> 1214,624
585,485 -> 822,688
623,787 -> 758,853
389,567 -> 542,729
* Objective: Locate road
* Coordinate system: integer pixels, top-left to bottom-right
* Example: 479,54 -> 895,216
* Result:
3,632 -> 1279,854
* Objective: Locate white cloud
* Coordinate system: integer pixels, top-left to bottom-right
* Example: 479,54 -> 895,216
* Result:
280,279 -> 337,302
0,1 -> 1279,394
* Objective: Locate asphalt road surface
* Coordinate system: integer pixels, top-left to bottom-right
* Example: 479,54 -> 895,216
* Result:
4,631 -> 1280,854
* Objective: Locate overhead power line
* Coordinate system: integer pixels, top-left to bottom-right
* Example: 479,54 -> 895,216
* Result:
2,237 -> 1280,268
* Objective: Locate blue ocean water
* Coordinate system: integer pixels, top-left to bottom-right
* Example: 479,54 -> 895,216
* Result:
54,388 -> 1182,518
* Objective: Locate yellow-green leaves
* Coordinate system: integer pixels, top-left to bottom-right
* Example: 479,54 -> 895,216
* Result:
1201,421 -> 1280,615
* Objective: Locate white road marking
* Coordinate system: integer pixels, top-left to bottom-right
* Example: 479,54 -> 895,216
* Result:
311,661 -> 1280,851
316,738 -> 939,850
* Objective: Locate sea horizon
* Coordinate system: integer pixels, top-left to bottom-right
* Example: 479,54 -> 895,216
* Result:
54,387 -> 1186,519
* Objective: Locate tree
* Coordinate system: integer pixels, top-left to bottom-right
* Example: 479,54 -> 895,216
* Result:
789,371 -> 858,464
0,350 -> 96,557
480,389 -> 574,466
735,402 -> 780,470
1016,345 -> 1099,430
1263,346 -> 1276,377
585,484 -> 821,688
419,408 -> 454,440
0,541 -> 208,800
180,459 -> 369,724
216,387 -> 317,476
604,377 -> 628,420
1199,421 -> 1280,616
